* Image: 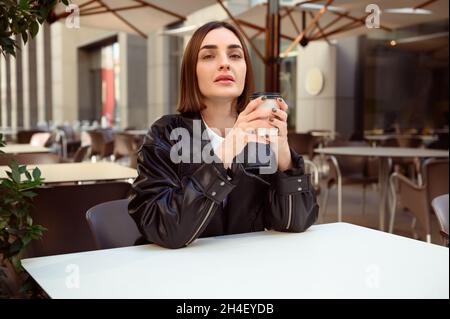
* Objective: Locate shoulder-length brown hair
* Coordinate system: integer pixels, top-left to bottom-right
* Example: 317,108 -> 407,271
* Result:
177,21 -> 255,114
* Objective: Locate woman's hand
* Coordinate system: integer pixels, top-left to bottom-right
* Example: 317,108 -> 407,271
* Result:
266,98 -> 293,172
215,96 -> 272,168
215,96 -> 293,172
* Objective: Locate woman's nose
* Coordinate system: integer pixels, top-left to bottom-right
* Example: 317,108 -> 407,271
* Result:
218,56 -> 230,71
219,63 -> 230,71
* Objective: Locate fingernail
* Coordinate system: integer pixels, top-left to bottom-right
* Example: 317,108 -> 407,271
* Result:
269,117 -> 274,122
261,96 -> 267,101
272,107 -> 277,112
277,98 -> 283,102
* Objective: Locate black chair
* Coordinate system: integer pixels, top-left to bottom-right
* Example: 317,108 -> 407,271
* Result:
24,182 -> 132,257
86,199 -> 141,250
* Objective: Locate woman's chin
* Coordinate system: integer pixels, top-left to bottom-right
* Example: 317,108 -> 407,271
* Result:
205,88 -> 242,99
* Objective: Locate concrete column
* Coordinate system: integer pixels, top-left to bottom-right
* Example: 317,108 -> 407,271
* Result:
36,23 -> 52,123
296,41 -> 337,133
10,41 -> 18,131
51,21 -> 113,126
125,34 -> 147,129
0,55 -> 7,128
147,29 -> 170,125
118,33 -> 129,129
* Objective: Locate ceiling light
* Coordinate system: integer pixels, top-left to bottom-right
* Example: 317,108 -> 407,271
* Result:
297,3 -> 346,13
384,8 -> 432,15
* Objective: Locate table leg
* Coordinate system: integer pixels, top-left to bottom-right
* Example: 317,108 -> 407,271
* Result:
378,157 -> 392,231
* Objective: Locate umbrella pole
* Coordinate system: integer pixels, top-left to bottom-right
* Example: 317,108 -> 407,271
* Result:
265,0 -> 280,93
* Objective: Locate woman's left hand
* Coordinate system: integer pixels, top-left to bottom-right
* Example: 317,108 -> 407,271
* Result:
265,98 -> 293,172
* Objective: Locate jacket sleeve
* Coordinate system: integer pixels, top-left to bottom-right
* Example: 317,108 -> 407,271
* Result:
128,130 -> 244,249
264,148 -> 319,232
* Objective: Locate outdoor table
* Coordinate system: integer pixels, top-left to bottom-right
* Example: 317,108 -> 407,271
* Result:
0,162 -> 137,184
314,147 -> 449,231
21,223 -> 448,299
0,144 -> 50,154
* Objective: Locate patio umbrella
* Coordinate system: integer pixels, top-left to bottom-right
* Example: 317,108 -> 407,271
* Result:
223,0 -> 448,90
231,0 -> 448,54
50,0 -> 216,38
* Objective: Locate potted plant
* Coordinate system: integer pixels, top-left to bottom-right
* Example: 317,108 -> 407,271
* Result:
0,133 -> 46,298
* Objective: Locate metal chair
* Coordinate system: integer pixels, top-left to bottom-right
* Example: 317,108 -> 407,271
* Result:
29,132 -> 52,147
321,141 -> 378,222
431,194 -> 449,246
389,158 -> 449,242
88,130 -> 114,160
86,199 -> 141,250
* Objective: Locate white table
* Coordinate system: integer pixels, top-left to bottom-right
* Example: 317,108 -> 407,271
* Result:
0,162 -> 137,184
365,134 -> 438,143
0,144 -> 50,154
315,147 -> 449,231
123,129 -> 148,136
21,223 -> 449,299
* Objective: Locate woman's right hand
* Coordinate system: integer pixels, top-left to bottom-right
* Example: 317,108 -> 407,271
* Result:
215,96 -> 276,169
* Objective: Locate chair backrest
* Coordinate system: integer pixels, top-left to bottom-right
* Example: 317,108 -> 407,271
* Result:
113,133 -> 137,159
0,153 -> 60,166
86,199 -> 141,250
432,194 -> 449,236
24,182 -> 132,258
57,125 -> 76,141
88,130 -> 114,158
30,132 -> 52,147
423,158 -> 449,202
287,132 -> 315,159
72,145 -> 90,162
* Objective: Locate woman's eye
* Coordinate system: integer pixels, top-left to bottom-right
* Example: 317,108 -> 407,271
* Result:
202,54 -> 214,60
230,54 -> 242,59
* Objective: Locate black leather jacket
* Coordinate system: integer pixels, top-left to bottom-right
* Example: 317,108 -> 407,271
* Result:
128,112 -> 319,249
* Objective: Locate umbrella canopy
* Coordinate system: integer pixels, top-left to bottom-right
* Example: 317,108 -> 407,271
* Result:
51,0 -> 216,38
232,0 -> 448,54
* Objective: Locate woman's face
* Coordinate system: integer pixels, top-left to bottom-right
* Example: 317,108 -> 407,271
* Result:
196,27 -> 247,102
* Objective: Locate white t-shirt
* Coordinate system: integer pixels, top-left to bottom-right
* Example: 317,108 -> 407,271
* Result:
202,116 -> 225,152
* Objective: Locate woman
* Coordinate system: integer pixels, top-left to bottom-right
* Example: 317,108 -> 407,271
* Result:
128,21 -> 318,249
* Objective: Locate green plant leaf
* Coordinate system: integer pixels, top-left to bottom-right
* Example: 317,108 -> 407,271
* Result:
30,21 -> 39,38
18,165 -> 27,174
21,234 -> 32,246
32,167 -> 41,180
19,0 -> 30,10
26,215 -> 33,226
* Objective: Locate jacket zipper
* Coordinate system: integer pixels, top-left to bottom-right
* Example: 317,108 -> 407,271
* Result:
185,201 -> 216,246
286,195 -> 293,230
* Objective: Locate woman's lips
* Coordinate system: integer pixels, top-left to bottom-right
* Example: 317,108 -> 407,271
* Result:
214,79 -> 234,84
